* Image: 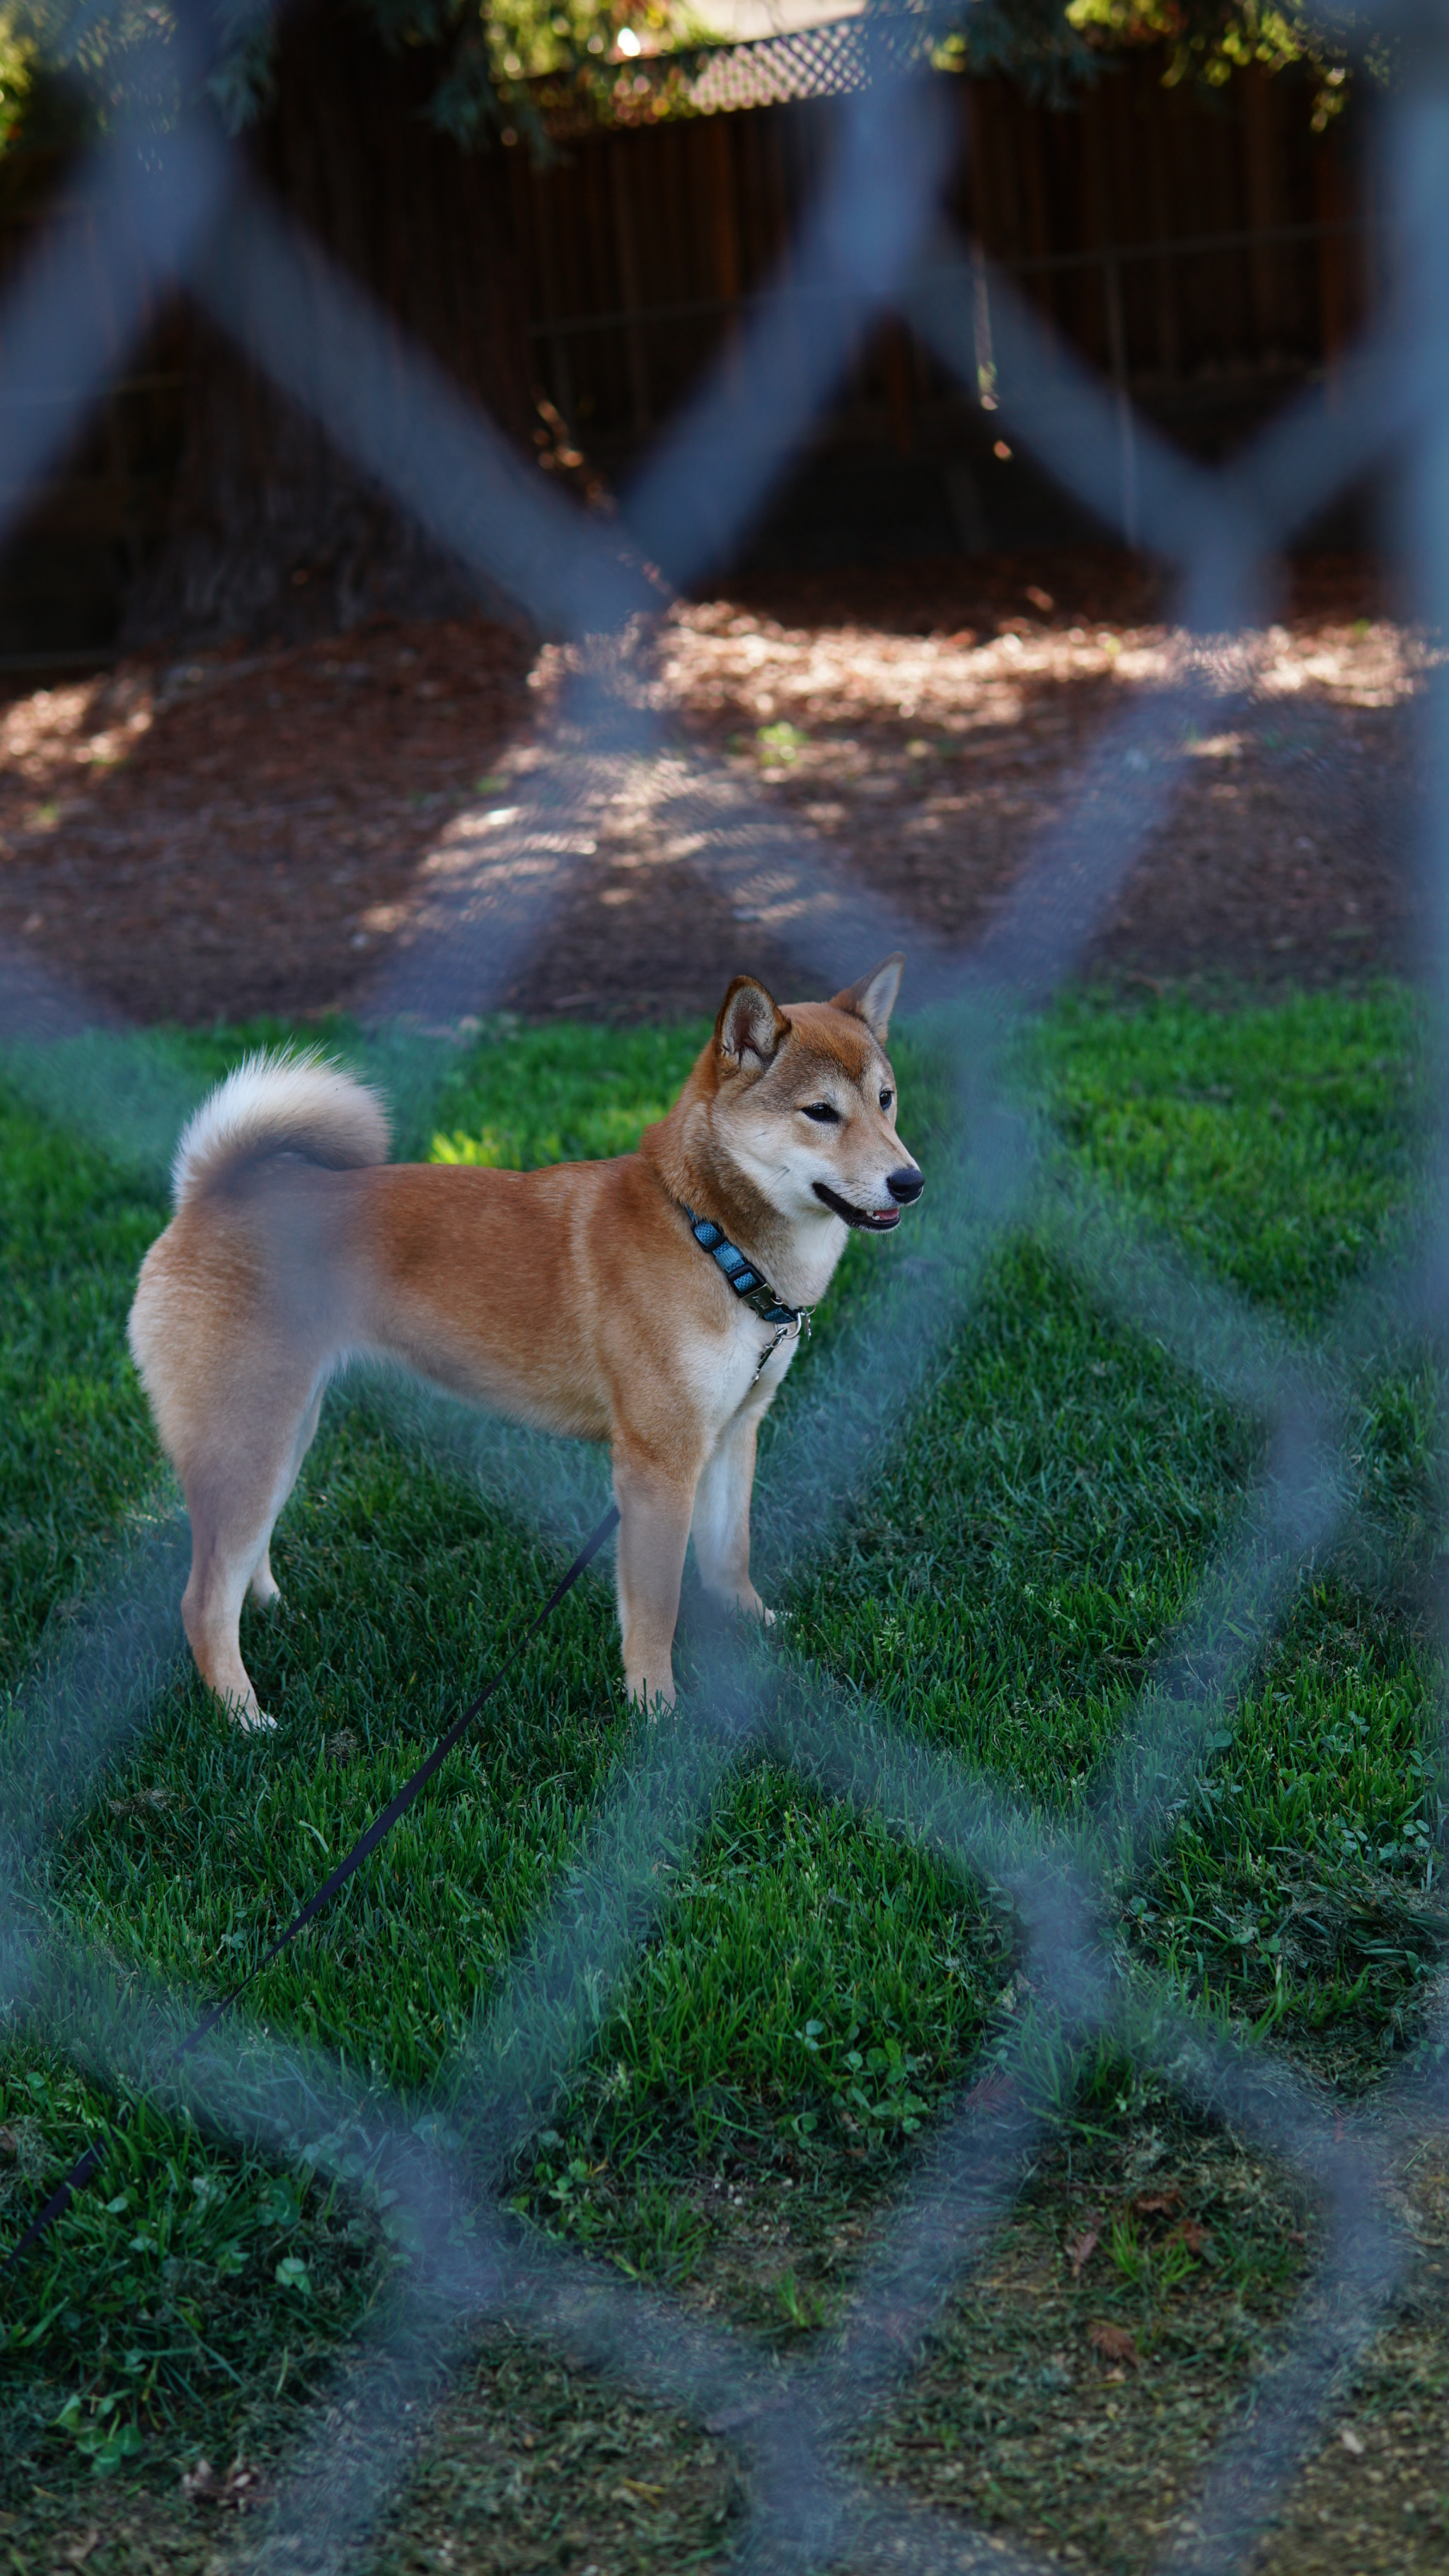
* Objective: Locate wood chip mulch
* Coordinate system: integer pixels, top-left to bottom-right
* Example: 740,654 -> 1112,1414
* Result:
0,551 -> 1426,1033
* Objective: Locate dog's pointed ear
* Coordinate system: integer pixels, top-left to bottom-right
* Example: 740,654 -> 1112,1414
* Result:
715,975 -> 790,1071
830,953 -> 904,1045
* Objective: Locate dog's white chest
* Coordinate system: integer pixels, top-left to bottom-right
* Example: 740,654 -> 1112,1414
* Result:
710,1306 -> 803,1427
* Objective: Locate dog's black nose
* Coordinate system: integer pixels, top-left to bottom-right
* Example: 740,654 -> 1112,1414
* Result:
887,1166 -> 924,1204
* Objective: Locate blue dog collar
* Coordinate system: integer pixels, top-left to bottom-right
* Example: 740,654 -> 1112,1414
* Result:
679,1202 -> 809,1333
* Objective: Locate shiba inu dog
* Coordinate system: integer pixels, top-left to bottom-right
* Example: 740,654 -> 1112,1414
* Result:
128,954 -> 923,1727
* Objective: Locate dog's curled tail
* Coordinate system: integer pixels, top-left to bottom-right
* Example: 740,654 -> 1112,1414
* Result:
171,1049 -> 391,1209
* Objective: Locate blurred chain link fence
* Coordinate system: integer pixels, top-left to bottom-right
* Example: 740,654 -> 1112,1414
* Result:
1,11 -> 1447,2572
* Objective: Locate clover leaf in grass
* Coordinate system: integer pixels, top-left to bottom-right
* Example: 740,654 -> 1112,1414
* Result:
275,2255 -> 311,2294
52,2391 -> 144,2474
411,2112 -> 463,2153
259,2175 -> 304,2229
90,2423 -> 144,2473
379,2204 -> 427,2253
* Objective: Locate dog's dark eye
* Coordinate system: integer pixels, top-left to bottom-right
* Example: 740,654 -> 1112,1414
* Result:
801,1102 -> 841,1125
879,1089 -> 894,1112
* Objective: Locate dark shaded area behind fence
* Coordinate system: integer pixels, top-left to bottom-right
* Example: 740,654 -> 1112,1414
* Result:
0,33 -> 1378,661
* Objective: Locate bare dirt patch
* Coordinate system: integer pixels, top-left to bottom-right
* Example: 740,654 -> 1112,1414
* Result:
0,554 -> 1425,1031
1250,2125 -> 1449,2576
364,2337 -> 741,2575
835,2097 -> 1449,2576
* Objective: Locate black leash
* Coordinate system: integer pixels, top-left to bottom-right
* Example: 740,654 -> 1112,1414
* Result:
0,1500 -> 620,2282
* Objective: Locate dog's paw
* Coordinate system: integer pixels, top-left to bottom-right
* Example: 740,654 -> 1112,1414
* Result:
727,1583 -> 769,1623
626,1676 -> 676,1723
230,1703 -> 277,1735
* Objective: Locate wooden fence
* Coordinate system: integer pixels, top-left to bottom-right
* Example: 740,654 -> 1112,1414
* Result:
0,147 -> 187,664
0,42 -> 1376,661
507,54 -> 1373,469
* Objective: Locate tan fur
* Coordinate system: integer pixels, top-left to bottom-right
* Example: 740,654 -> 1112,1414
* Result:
127,959 -> 923,1728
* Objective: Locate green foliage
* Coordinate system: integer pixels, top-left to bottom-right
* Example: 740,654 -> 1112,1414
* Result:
1058,0 -> 1361,122
3,0 -> 1377,162
5,0 -> 705,153
918,0 -> 1383,119
0,9 -> 39,148
928,0 -> 1099,96
3,0 -> 187,139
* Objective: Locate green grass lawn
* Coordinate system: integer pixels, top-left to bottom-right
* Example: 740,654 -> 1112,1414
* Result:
0,983 -> 1443,2539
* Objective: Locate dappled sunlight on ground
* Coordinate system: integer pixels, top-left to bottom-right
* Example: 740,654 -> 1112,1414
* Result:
0,551 -> 1428,1026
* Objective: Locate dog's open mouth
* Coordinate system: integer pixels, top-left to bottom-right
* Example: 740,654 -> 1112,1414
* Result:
812,1181 -> 901,1231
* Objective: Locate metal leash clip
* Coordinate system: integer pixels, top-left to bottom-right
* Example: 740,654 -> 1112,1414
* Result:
753,1304 -> 810,1386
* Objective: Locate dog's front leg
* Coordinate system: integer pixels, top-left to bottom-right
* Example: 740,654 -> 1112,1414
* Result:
611,1448 -> 695,1713
691,1411 -> 770,1623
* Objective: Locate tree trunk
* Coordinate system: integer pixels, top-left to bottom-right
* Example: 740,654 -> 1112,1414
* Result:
125,3 -> 537,647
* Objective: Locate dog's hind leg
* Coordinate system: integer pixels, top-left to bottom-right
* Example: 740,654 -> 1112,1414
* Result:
180,1384 -> 320,1730
248,1384 -> 324,1609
